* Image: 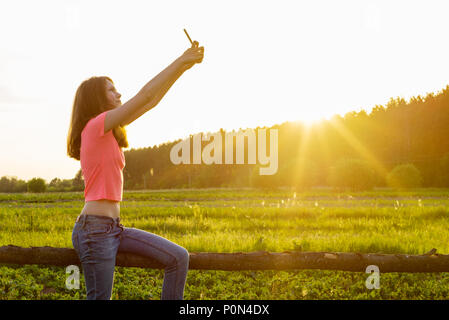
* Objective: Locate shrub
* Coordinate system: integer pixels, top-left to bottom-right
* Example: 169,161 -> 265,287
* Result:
27,178 -> 47,193
387,163 -> 422,189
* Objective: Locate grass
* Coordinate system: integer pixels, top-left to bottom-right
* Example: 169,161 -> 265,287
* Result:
0,187 -> 448,299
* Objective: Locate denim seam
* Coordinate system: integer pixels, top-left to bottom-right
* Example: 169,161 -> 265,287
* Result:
123,234 -> 178,264
91,264 -> 97,300
74,233 -> 80,253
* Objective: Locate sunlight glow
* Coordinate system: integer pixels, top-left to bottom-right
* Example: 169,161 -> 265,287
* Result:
328,117 -> 389,179
291,124 -> 313,187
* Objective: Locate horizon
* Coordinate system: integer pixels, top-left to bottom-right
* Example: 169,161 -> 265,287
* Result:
3,82 -> 446,184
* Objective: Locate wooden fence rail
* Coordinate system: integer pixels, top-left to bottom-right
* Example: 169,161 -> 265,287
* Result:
0,245 -> 448,273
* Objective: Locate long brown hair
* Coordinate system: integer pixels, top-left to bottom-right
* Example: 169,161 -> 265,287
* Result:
67,76 -> 129,160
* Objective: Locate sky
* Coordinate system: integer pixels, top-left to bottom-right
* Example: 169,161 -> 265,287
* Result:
1,0 -> 449,183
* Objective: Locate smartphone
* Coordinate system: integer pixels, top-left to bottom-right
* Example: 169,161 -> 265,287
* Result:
183,28 -> 193,45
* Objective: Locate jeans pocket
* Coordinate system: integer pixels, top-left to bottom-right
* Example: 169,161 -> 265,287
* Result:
86,224 -> 113,237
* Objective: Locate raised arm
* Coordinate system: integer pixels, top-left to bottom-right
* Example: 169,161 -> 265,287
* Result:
105,41 -> 204,131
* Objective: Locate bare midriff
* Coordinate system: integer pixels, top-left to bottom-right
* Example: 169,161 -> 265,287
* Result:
80,199 -> 120,219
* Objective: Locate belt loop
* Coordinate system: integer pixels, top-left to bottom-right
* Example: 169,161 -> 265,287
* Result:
117,218 -> 124,231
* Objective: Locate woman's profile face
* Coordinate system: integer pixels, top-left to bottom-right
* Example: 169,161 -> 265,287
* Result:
105,79 -> 122,108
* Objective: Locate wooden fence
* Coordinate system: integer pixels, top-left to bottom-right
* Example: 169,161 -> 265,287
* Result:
1,245 -> 448,272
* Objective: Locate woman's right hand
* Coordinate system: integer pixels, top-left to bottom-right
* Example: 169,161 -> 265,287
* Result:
179,40 -> 204,69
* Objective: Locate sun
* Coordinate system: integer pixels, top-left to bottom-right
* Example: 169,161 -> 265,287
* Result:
289,106 -> 339,127
298,113 -> 328,127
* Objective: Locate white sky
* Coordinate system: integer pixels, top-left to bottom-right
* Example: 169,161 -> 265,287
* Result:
1,0 -> 449,183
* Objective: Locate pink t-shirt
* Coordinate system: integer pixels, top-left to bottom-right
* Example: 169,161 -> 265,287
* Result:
80,111 -> 125,202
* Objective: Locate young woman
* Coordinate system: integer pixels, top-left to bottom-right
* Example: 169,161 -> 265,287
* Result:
66,40 -> 204,300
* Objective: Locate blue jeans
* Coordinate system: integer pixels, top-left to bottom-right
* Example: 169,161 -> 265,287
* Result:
71,214 -> 189,300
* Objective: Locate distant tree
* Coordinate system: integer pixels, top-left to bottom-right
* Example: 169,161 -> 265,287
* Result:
49,178 -> 62,188
11,178 -> 27,193
72,169 -> 84,191
0,176 -> 27,193
387,163 -> 422,189
27,178 -> 47,193
111,84 -> 449,189
328,158 -> 377,191
437,153 -> 449,187
0,176 -> 13,192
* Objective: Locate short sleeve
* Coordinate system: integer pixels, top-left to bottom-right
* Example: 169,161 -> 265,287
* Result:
88,111 -> 108,138
98,111 -> 108,137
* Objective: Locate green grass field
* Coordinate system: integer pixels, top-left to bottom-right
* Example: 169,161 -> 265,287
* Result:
0,188 -> 448,299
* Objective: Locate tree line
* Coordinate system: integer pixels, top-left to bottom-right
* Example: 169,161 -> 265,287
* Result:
2,85 -> 449,193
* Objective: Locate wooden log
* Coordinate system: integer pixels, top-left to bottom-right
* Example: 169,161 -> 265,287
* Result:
0,245 -> 448,272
